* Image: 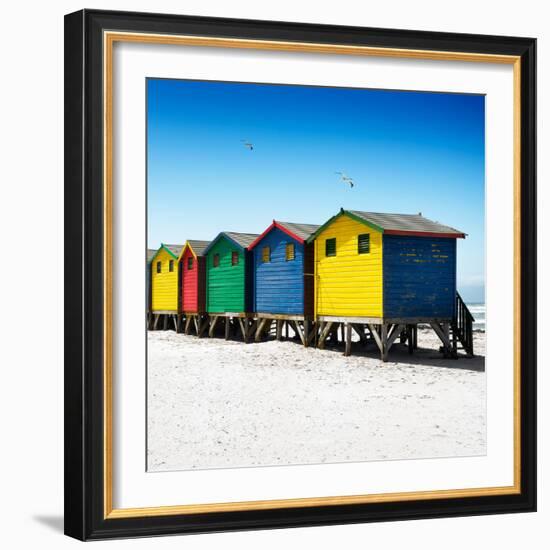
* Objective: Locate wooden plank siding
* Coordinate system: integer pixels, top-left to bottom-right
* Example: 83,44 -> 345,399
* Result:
383,235 -> 457,318
151,247 -> 180,312
206,237 -> 249,313
314,215 -> 383,318
253,227 -> 306,315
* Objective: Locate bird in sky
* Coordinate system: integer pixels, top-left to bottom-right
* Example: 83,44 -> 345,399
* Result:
241,139 -> 254,151
335,171 -> 355,188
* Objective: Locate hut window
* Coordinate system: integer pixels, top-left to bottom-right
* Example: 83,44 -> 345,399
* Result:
231,251 -> 239,266
285,243 -> 295,261
187,257 -> 193,270
358,233 -> 370,254
169,260 -> 174,272
325,238 -> 336,257
262,246 -> 271,263
156,261 -> 161,274
213,253 -> 220,268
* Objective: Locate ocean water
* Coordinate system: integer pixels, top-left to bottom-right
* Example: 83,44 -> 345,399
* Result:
466,303 -> 485,331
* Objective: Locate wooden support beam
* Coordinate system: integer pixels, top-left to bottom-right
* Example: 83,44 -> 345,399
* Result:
381,323 -> 388,362
197,317 -> 208,338
387,324 -> 406,352
306,323 -> 317,346
367,324 -> 383,354
153,314 -> 160,330
255,318 -> 268,342
183,316 -> 192,335
344,323 -> 352,356
303,320 -> 310,347
430,322 -> 454,357
318,321 -> 333,349
407,324 -> 414,354
225,317 -> 231,340
276,320 -> 283,341
245,319 -> 256,343
208,316 -> 219,337
293,321 -> 306,346
237,318 -> 247,341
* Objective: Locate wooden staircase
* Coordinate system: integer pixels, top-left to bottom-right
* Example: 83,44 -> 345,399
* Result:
452,292 -> 475,356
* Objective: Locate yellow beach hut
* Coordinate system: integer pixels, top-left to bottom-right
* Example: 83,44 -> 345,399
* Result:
150,243 -> 184,329
306,209 -> 471,359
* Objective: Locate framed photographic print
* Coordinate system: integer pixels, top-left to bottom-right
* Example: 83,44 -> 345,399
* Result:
64,9 -> 536,541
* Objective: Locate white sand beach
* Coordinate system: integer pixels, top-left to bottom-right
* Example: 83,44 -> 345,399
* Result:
147,329 -> 486,472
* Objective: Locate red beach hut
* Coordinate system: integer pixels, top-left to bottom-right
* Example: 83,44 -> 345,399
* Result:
181,240 -> 210,314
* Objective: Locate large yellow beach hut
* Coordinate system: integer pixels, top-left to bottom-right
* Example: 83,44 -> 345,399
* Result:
150,243 -> 184,314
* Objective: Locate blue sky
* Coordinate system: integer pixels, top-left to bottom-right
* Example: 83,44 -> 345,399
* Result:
147,79 -> 485,302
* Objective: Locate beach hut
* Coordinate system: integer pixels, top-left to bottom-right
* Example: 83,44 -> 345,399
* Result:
146,248 -> 157,324
248,221 -> 320,344
150,243 -> 184,330
203,232 -> 259,341
306,209 -> 473,359
180,240 -> 210,335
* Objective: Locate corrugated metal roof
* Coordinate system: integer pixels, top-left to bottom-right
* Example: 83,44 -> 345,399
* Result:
163,244 -> 184,258
348,211 -> 465,236
276,221 -> 320,240
186,240 -> 210,256
223,232 -> 260,249
147,248 -> 157,263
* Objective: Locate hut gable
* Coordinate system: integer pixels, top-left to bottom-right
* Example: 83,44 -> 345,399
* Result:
249,221 -> 320,316
313,214 -> 383,318
151,243 -> 184,312
205,232 -> 259,313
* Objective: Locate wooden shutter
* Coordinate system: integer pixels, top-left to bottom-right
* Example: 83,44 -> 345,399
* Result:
156,261 -> 161,273
285,243 -> 295,261
231,251 -> 239,265
213,253 -> 220,267
262,246 -> 270,263
325,238 -> 336,257
188,256 -> 194,270
169,260 -> 174,272
358,233 -> 370,254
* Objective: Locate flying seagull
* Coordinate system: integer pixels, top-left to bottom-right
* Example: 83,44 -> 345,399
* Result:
241,139 -> 254,151
335,171 -> 355,188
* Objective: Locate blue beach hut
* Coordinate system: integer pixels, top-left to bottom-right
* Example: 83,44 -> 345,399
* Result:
248,221 -> 320,343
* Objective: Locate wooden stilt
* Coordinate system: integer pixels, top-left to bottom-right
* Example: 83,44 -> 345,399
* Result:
306,322 -> 317,346
381,323 -> 388,362
344,323 -> 352,356
303,320 -> 310,347
208,316 -> 219,337
198,317 -> 208,338
368,323 -> 383,355
184,316 -> 192,335
318,321 -> 333,349
430,322 -> 453,357
153,314 -> 160,330
407,324 -> 414,354
225,317 -> 231,340
276,320 -> 283,341
255,318 -> 268,342
293,321 -> 305,345
162,315 -> 168,331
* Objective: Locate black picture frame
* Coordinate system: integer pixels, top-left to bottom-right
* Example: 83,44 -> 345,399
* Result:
64,9 -> 536,541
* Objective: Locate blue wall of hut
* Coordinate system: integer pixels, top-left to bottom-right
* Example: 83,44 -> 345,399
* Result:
253,227 -> 304,315
383,235 -> 457,319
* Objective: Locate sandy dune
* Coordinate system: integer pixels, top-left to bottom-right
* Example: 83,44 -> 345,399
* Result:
147,329 -> 486,471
